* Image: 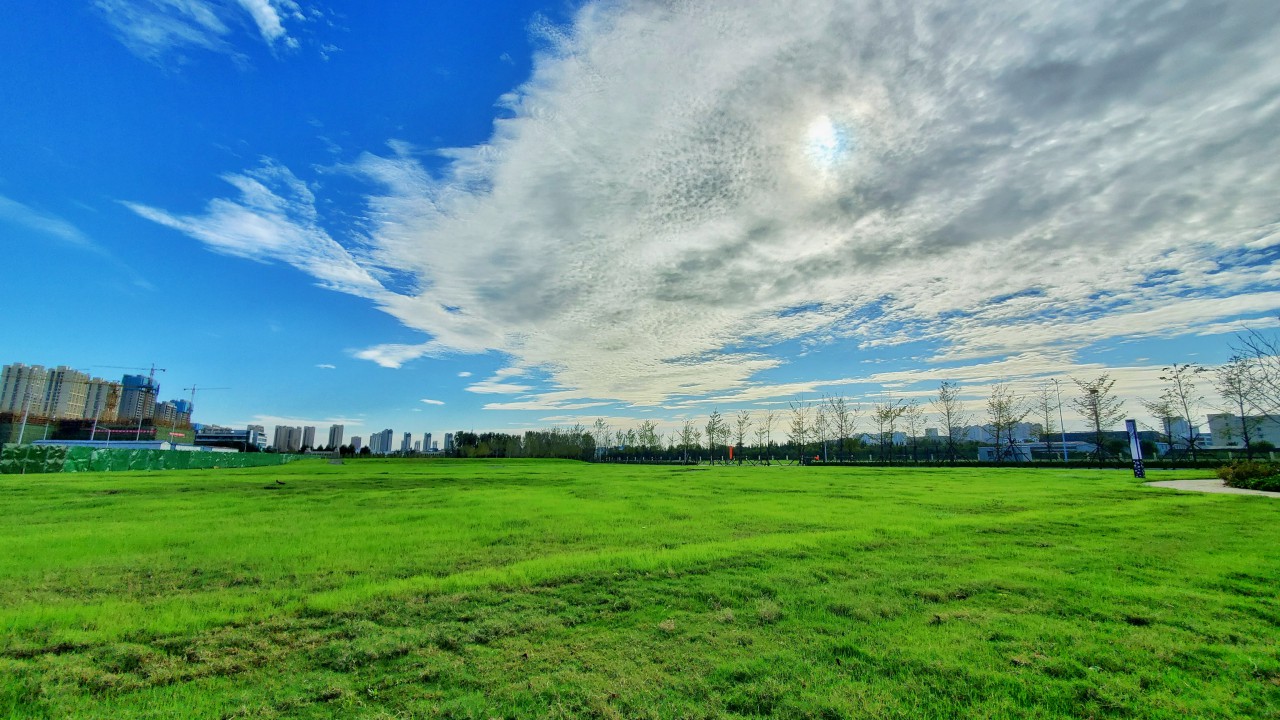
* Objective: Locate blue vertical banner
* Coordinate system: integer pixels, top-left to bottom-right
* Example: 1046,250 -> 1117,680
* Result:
1125,419 -> 1145,479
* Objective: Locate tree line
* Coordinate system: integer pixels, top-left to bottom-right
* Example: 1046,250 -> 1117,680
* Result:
389,329 -> 1280,464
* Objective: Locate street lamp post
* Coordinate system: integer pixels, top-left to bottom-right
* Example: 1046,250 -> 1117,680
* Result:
1052,378 -> 1069,463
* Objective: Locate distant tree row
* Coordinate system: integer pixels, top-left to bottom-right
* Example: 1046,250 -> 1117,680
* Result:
352,328 -> 1280,465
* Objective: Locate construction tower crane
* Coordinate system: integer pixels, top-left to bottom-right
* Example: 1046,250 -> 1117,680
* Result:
182,385 -> 230,415
93,364 -> 167,438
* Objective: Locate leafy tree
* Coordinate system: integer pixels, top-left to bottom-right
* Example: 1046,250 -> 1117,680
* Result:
359,446 -> 372,456
637,420 -> 660,454
1071,375 -> 1125,461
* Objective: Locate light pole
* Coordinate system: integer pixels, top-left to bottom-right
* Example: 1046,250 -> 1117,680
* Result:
17,384 -> 34,445
1052,378 -> 1068,463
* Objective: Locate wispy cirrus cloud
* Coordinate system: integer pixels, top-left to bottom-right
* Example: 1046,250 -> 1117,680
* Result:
134,0 -> 1280,411
420,398 -> 445,406
0,195 -> 97,250
95,0 -> 312,63
1,194 -> 155,291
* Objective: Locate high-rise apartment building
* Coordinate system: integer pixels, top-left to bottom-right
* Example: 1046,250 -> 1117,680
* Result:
302,426 -> 316,450
444,432 -> 454,452
153,399 -> 192,427
2,364 -> 122,421
272,425 -> 302,452
119,374 -> 158,421
82,378 -> 121,421
424,432 -> 432,452
41,366 -> 89,418
0,364 -> 48,415
350,436 -> 363,453
328,424 -> 344,449
369,429 -> 394,455
400,432 -> 413,453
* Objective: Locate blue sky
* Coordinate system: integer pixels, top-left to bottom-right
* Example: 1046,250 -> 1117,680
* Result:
2,1 -> 1278,442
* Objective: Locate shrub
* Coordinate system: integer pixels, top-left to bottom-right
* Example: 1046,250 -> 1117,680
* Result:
1217,461 -> 1280,492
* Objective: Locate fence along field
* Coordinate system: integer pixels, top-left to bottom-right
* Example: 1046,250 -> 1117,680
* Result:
1,459 -> 1276,718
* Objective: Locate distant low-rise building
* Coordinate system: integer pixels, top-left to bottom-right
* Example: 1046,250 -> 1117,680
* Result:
1207,412 -> 1280,448
195,426 -> 267,451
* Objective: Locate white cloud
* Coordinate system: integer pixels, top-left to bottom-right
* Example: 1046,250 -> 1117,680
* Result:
466,380 -> 534,395
315,363 -> 336,369
420,398 -> 445,405
96,0 -> 312,62
126,162 -> 390,300
138,0 -> 1280,409
457,371 -> 473,378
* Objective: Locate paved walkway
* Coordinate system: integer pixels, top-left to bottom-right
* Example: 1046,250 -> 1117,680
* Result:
1145,479 -> 1280,498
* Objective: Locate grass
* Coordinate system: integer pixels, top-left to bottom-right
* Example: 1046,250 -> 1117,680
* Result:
1,459 -> 1276,718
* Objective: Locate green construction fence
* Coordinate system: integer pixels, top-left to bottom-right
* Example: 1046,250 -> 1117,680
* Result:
0,444 -> 310,474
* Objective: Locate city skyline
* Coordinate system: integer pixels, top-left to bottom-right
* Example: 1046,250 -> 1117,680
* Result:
2,2 -> 1277,440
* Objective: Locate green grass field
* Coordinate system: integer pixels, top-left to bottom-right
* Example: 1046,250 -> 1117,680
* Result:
1,459 -> 1276,719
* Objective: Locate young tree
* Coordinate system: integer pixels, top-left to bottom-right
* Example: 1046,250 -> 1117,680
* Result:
1157,363 -> 1207,461
788,401 -> 811,461
813,404 -> 832,461
734,410 -> 752,463
678,420 -> 699,464
1071,375 -> 1125,461
1140,395 -> 1178,452
823,394 -> 857,461
705,410 -> 729,463
754,410 -> 777,462
592,418 -> 612,459
1031,382 -> 1060,454
987,383 -> 1030,462
931,381 -> 968,464
871,399 -> 905,462
1215,356 -> 1262,459
637,420 -> 659,455
1233,328 -> 1280,417
901,400 -> 927,462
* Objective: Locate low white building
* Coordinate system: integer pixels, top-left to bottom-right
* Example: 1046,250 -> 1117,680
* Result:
1207,413 -> 1280,448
